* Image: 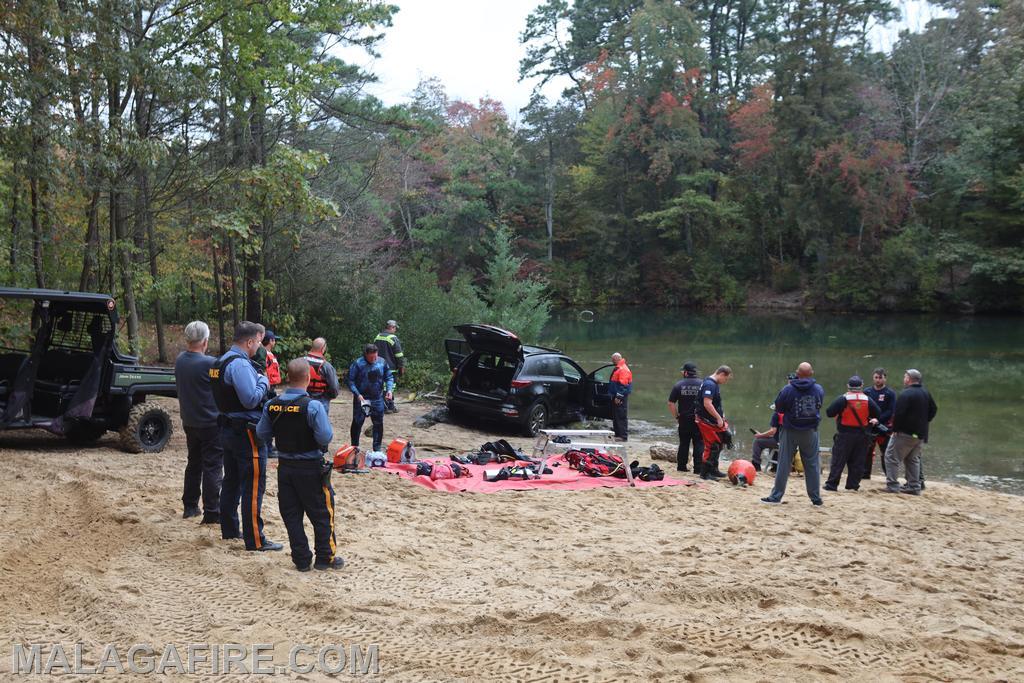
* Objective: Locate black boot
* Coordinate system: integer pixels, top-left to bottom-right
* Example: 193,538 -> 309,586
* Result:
708,446 -> 726,478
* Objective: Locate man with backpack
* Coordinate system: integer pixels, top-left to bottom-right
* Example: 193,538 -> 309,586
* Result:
761,362 -> 826,506
824,376 -> 880,492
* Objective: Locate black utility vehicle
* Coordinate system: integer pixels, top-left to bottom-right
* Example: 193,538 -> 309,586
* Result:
0,288 -> 176,452
445,324 -> 614,436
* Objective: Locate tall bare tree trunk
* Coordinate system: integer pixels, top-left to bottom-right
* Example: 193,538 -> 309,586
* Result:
212,242 -> 226,354
545,136 -> 554,261
227,237 -> 240,328
9,174 -> 20,272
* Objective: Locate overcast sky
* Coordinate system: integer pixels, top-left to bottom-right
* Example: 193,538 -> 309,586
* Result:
340,0 -> 941,120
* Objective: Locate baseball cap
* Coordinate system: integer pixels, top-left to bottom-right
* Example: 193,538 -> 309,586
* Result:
680,362 -> 698,373
386,319 -> 398,328
262,330 -> 276,344
847,375 -> 864,388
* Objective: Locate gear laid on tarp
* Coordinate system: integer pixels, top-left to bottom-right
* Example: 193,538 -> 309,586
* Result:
380,454 -> 696,493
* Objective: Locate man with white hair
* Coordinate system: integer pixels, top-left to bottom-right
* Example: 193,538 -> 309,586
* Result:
883,368 -> 937,496
609,352 -> 633,441
174,321 -> 223,524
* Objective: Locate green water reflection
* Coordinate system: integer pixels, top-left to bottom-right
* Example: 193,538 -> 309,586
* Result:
544,310 -> 1024,494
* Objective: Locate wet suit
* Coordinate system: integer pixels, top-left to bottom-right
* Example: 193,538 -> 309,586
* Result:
348,356 -> 395,452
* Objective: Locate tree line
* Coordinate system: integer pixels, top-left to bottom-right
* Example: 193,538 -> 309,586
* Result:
1,0 -> 1022,376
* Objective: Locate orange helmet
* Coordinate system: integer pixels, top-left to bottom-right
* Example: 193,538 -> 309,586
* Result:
727,459 -> 757,487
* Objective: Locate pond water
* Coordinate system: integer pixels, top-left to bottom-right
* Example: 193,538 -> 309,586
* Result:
544,309 -> 1024,495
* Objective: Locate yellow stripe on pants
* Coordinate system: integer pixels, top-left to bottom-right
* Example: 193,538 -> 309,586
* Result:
322,484 -> 336,558
247,430 -> 262,550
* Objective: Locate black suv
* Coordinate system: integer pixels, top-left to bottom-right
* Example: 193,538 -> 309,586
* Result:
445,324 -> 614,436
0,287 -> 177,452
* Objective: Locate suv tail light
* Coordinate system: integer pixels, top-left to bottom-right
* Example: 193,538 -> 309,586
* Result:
510,379 -> 531,388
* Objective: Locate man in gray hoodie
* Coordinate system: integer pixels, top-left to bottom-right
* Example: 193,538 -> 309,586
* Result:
761,362 -> 826,506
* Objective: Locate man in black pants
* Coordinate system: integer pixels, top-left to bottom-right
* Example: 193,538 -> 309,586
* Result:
824,375 -> 880,492
864,367 -> 896,479
667,362 -> 703,472
174,320 -> 223,524
257,359 -> 343,571
211,321 -> 282,552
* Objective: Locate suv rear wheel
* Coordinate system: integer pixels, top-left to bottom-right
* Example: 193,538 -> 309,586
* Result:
523,401 -> 548,437
119,403 -> 173,453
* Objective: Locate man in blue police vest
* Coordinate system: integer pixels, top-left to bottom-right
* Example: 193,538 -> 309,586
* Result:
349,343 -> 394,453
257,358 -> 343,571
210,321 -> 282,551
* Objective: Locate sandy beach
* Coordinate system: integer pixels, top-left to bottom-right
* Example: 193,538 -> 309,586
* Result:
1,394 -> 1023,681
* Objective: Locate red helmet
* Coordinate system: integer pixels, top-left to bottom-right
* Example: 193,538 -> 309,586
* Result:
727,459 -> 757,486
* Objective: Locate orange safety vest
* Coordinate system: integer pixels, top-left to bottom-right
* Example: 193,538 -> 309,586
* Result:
304,352 -> 328,396
840,391 -> 870,428
610,360 -> 633,385
266,349 -> 281,385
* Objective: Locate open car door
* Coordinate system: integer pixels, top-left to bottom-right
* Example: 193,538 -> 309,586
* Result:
583,364 -> 615,419
444,338 -> 471,372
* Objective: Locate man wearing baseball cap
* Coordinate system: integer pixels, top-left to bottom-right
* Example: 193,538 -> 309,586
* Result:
824,375 -> 880,491
883,369 -> 938,495
667,362 -> 703,472
374,319 -> 405,413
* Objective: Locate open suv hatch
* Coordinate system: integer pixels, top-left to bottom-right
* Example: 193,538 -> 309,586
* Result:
445,324 -> 614,436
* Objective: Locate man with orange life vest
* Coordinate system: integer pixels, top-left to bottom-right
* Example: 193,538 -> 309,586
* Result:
210,321 -> 282,552
256,358 -> 343,572
302,337 -> 340,414
696,365 -> 733,479
863,367 -> 896,479
824,375 -> 881,491
609,353 -> 633,441
261,331 -> 282,387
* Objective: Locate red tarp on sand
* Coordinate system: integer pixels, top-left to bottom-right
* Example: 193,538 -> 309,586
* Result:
379,454 -> 698,493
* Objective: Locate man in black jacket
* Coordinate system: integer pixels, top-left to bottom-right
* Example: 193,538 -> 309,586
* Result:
667,362 -> 703,472
883,369 -> 938,496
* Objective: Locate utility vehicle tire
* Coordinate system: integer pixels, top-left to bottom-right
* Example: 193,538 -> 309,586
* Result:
522,402 -> 548,437
119,403 -> 173,453
66,422 -> 107,446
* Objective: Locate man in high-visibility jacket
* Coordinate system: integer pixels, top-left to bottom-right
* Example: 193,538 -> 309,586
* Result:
609,353 -> 632,441
374,320 -> 405,413
824,375 -> 880,492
